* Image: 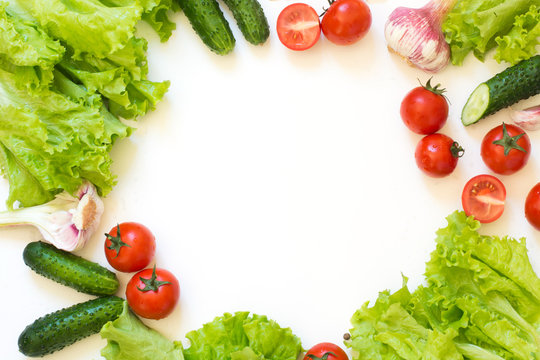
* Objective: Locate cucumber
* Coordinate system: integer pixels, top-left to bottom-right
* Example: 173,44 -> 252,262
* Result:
462,55 -> 540,125
23,241 -> 119,296
177,0 -> 236,55
18,296 -> 125,357
222,0 -> 269,45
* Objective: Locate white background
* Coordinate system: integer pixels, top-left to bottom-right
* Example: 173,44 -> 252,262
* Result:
1,0 -> 540,359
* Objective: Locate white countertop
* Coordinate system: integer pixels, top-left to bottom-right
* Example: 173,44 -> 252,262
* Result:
1,0 -> 539,358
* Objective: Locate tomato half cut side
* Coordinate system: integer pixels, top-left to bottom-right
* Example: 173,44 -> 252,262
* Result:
276,3 -> 321,51
462,174 -> 506,223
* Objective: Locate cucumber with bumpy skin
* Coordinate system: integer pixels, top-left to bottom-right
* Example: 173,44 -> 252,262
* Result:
177,0 -> 235,55
462,55 -> 540,125
18,296 -> 125,357
222,0 -> 269,45
23,241 -> 119,296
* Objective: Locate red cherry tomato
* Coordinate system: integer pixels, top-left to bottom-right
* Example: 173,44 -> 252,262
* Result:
462,174 -> 506,223
277,3 -> 321,51
400,79 -> 449,135
525,182 -> 540,230
415,134 -> 463,178
481,123 -> 531,175
126,266 -> 180,320
304,342 -> 349,360
321,0 -> 371,45
104,222 -> 156,273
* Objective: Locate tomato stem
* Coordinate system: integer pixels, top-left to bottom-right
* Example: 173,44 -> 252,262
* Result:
492,123 -> 527,155
137,265 -> 171,292
105,224 -> 131,258
319,0 -> 336,17
307,351 -> 336,360
451,142 -> 464,158
419,77 -> 450,103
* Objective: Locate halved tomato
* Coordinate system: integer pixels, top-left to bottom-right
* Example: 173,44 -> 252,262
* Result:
462,174 -> 506,223
276,3 -> 321,51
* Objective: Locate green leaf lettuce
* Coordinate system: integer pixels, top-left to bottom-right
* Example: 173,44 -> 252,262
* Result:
0,67 -> 130,207
495,5 -> 540,65
347,211 -> 540,360
183,312 -> 303,360
442,0 -> 540,65
0,0 -> 175,206
101,301 -> 184,360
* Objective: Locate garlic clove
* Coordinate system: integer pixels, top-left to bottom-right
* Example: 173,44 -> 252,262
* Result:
510,105 -> 540,131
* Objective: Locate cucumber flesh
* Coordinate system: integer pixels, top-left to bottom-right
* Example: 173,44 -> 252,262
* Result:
461,55 -> 540,126
462,84 -> 490,126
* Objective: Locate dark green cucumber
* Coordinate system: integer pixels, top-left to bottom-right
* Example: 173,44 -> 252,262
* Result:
177,0 -> 235,55
18,296 -> 125,357
222,0 -> 269,45
23,241 -> 119,296
462,55 -> 540,125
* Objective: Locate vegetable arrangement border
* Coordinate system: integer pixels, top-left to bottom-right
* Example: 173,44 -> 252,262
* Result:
2,0 -> 540,359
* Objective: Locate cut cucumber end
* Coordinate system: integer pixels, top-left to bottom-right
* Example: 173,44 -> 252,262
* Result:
462,83 -> 490,126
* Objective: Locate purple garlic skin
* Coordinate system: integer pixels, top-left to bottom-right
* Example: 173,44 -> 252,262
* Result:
511,105 -> 540,131
385,5 -> 451,73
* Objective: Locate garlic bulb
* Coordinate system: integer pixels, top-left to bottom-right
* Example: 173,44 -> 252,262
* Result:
0,182 -> 104,251
510,105 -> 540,131
385,0 -> 457,73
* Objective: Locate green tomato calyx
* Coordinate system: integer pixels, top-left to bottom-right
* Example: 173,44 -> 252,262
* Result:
137,265 -> 171,292
492,123 -> 527,156
307,351 -> 336,360
105,224 -> 131,258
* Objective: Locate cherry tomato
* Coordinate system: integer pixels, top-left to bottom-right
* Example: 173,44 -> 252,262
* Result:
304,342 -> 349,360
104,222 -> 156,273
525,182 -> 540,231
400,79 -> 449,135
415,134 -> 463,178
462,174 -> 506,223
277,3 -> 321,51
321,0 -> 371,45
481,123 -> 531,175
126,266 -> 180,319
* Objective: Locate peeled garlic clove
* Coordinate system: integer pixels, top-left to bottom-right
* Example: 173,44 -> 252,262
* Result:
510,105 -> 540,131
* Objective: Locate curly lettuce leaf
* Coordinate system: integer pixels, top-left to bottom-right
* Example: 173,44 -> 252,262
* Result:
183,312 -> 303,360
101,301 -> 184,360
17,0 -> 142,58
111,0 -> 180,41
0,3 -> 63,91
347,211 -> 540,360
57,37 -> 170,119
429,211 -> 540,322
0,3 -> 63,68
0,0 -> 171,206
495,5 -> 540,64
92,0 -> 179,42
348,283 -> 463,360
231,347 -> 265,360
141,0 -> 178,42
0,66 -> 130,208
426,212 -> 540,359
442,0 -> 538,65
